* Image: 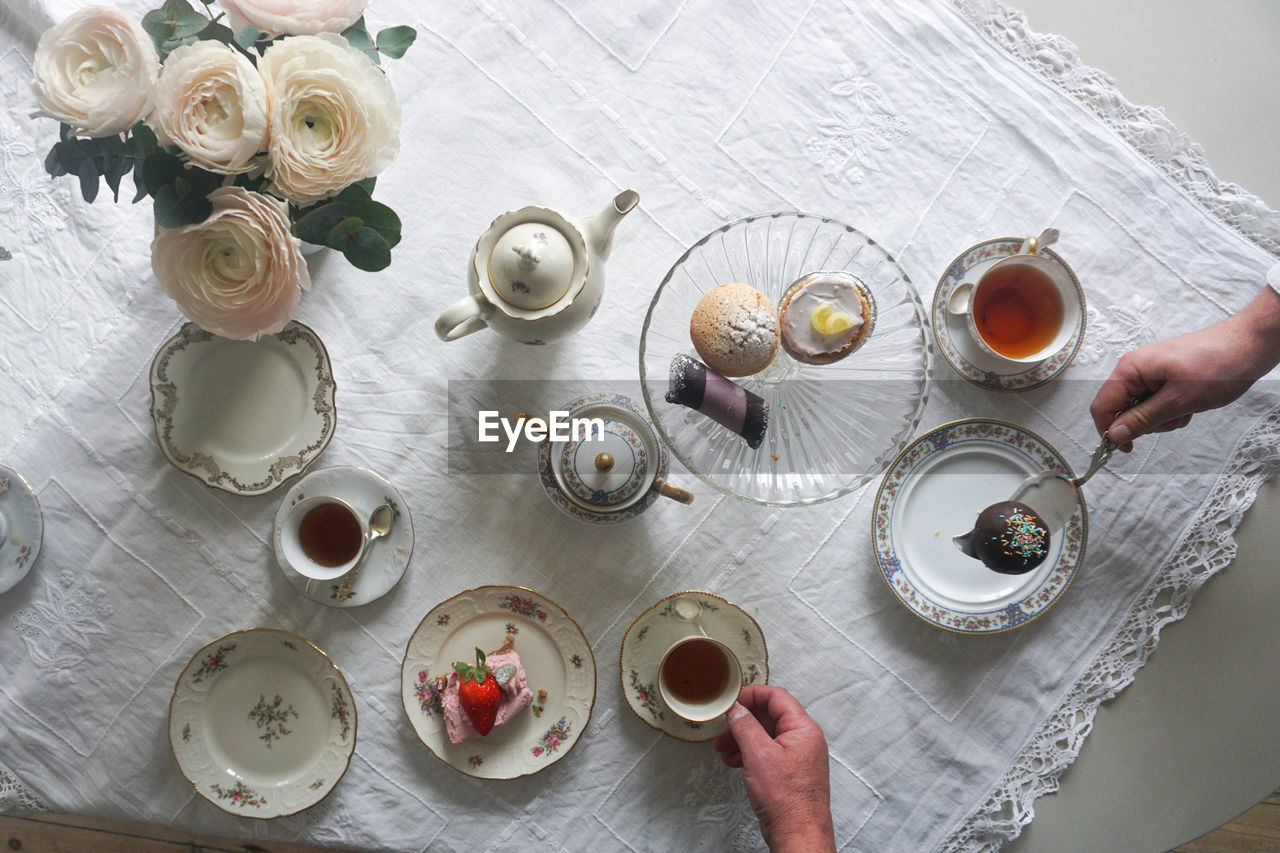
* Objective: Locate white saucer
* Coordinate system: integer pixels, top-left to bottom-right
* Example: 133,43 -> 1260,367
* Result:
168,628 -> 356,818
931,239 -> 1086,392
401,585 -> 596,779
872,419 -> 1087,634
619,591 -> 768,742
150,322 -> 336,495
0,465 -> 42,595
273,466 -> 413,607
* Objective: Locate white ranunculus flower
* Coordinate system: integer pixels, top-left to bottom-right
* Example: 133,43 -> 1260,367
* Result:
218,0 -> 367,36
31,6 -> 159,138
153,187 -> 311,341
258,33 -> 400,206
149,41 -> 269,175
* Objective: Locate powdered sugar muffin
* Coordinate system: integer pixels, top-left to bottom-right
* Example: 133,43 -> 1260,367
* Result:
689,282 -> 780,377
778,271 -> 874,365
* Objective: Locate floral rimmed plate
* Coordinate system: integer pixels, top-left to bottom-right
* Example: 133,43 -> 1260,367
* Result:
0,465 -> 42,596
401,585 -> 596,779
619,591 -> 768,742
931,239 -> 1086,392
150,322 -> 336,495
169,628 -> 356,818
872,419 -> 1087,634
274,466 -> 413,607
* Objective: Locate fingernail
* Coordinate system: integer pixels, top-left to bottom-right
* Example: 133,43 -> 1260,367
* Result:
1109,423 -> 1132,444
727,703 -> 748,721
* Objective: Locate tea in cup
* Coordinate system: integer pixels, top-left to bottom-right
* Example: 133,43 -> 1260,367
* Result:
279,495 -> 368,580
658,636 -> 742,722
949,241 -> 1082,366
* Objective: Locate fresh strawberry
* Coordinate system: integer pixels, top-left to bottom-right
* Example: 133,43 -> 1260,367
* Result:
453,647 -> 501,735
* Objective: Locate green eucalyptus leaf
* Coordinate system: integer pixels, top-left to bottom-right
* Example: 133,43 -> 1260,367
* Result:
76,156 -> 100,204
201,22 -> 235,45
233,25 -> 260,50
336,182 -> 372,204
153,182 -> 212,228
346,199 -> 401,248
342,227 -> 392,272
340,17 -> 379,64
293,202 -> 347,244
352,177 -> 376,196
375,26 -> 417,59
141,151 -> 184,196
326,216 -> 364,246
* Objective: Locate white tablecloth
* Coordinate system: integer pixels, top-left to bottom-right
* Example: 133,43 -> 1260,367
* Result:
2,0 -> 1278,850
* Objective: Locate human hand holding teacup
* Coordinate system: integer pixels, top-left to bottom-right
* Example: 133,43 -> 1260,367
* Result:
658,635 -> 743,722
947,228 -> 1082,367
279,495 -> 370,581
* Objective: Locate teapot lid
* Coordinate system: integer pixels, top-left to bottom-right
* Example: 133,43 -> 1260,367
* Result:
550,397 -> 661,513
487,223 -> 575,310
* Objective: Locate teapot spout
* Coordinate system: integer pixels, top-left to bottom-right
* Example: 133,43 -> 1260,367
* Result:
585,189 -> 639,260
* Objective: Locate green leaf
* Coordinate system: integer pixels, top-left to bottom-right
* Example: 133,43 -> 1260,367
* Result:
153,182 -> 212,228
336,182 -> 372,204
326,216 -> 363,245
346,199 -> 401,248
141,151 -> 185,196
340,17 -> 379,64
201,22 -> 235,45
77,156 -> 100,204
341,227 -> 392,272
293,202 -> 347,244
233,25 -> 260,50
352,177 -> 376,196
375,26 -> 417,60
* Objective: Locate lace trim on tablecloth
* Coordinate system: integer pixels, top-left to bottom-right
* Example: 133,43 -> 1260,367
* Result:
939,410 -> 1280,852
951,0 -> 1280,257
0,761 -> 47,815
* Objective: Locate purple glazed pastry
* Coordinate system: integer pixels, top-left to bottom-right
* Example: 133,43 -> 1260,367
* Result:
666,354 -> 769,449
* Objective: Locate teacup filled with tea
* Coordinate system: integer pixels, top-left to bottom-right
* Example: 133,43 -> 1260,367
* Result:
657,636 -> 742,722
279,495 -> 369,581
949,236 -> 1082,366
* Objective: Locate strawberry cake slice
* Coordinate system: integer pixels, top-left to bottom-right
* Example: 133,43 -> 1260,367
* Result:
439,636 -> 533,744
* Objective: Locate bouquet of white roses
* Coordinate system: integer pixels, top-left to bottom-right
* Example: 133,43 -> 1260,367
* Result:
32,1 -> 415,340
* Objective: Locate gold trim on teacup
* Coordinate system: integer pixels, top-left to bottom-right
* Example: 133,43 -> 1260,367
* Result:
870,418 -> 1089,636
399,584 -> 598,781
149,321 -> 338,495
618,589 -> 770,744
167,627 -> 358,819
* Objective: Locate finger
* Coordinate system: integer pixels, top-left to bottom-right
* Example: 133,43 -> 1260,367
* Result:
1107,388 -> 1188,445
756,686 -> 817,738
718,750 -> 743,768
1090,359 -> 1158,437
712,730 -> 738,754
1152,414 -> 1192,433
726,701 -> 776,761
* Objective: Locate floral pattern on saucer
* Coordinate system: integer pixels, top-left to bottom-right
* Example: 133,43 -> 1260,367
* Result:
169,628 -> 356,819
150,322 -> 336,495
619,591 -> 768,742
401,585 -> 596,779
0,465 -> 43,596
872,419 -> 1087,634
931,239 -> 1086,392
274,466 -> 414,608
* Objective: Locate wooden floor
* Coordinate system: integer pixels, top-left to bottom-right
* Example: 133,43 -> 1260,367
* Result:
2,790 -> 1278,851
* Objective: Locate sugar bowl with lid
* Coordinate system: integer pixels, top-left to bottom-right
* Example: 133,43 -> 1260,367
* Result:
538,393 -> 693,524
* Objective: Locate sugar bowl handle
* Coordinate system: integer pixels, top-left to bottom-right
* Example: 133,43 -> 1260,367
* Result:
656,480 -> 694,505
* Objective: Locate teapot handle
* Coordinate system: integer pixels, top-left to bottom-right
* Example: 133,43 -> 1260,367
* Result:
435,294 -> 490,341
656,480 -> 694,505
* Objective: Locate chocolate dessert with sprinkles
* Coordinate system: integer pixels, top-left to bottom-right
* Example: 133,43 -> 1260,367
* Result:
971,500 -> 1050,575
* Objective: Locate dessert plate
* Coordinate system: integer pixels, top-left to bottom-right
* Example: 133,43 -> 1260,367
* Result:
619,590 -> 768,742
274,466 -> 413,607
401,585 -> 596,779
168,628 -> 356,818
872,419 -> 1087,634
0,465 -> 42,595
150,322 -> 336,495
932,238 -> 1086,392
640,212 -> 932,507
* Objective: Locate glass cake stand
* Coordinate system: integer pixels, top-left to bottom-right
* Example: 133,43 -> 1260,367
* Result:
639,212 -> 932,506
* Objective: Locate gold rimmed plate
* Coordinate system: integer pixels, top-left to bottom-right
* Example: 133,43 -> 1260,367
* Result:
150,322 -> 336,496
0,465 -> 42,595
872,419 -> 1087,634
619,590 -> 768,742
401,585 -> 596,779
168,628 -> 356,818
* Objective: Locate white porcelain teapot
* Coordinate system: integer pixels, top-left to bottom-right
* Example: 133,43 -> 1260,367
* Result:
435,190 -> 639,345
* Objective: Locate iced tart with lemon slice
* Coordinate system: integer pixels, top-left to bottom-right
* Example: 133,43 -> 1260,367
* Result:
778,271 -> 876,365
